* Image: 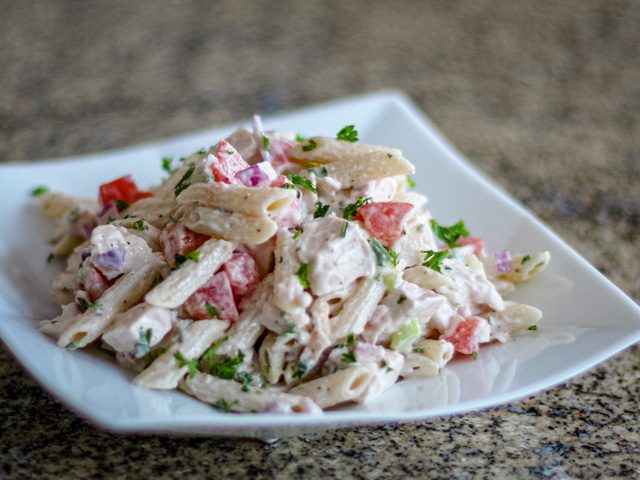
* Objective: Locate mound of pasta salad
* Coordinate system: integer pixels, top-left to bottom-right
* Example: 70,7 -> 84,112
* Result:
36,118 -> 550,414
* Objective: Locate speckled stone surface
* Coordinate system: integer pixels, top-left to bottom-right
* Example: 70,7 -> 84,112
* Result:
1,1 -> 639,478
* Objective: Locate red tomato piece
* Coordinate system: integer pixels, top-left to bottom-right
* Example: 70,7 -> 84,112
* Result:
159,223 -> 209,268
440,316 -> 488,355
355,202 -> 414,247
269,174 -> 288,188
85,266 -> 111,302
184,272 -> 238,322
205,140 -> 250,183
456,236 -> 486,258
223,252 -> 260,301
99,175 -> 153,209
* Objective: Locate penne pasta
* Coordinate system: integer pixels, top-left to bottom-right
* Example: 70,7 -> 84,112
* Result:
184,207 -> 278,244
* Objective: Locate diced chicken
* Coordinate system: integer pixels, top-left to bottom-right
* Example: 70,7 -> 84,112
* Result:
102,303 -> 175,354
296,216 -> 376,296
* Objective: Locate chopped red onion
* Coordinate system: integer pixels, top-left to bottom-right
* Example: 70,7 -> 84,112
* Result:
94,247 -> 126,272
235,162 -> 277,187
97,201 -> 119,225
495,250 -> 512,273
81,249 -> 91,261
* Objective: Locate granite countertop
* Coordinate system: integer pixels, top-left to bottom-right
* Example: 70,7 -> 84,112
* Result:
1,1 -> 639,478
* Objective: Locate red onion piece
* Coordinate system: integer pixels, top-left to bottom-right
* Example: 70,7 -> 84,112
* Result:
94,247 -> 126,272
235,162 -> 277,187
495,250 -> 512,273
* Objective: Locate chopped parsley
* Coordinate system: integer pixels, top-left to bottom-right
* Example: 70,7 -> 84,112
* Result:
528,325 -> 538,331
397,294 -> 407,305
341,350 -> 357,364
369,239 -> 391,266
47,252 -> 54,263
65,342 -> 77,350
312,166 -> 329,178
292,360 -> 309,379
279,324 -> 298,337
336,125 -> 358,142
295,134 -> 306,142
202,336 -> 229,363
430,219 -> 469,248
208,351 -> 245,380
292,228 -> 302,239
174,351 -> 199,378
115,199 -> 129,212
522,255 -> 531,264
313,201 -> 330,218
342,196 -> 370,220
286,173 -> 316,193
197,147 -> 207,155
422,249 -> 448,273
302,138 -> 317,151
161,156 -> 173,174
175,250 -> 200,266
213,399 -> 233,412
340,221 -> 348,238
205,302 -> 219,319
389,249 -> 399,267
236,371 -> 253,392
132,219 -> 145,231
472,351 -> 478,360
75,297 -> 101,314
346,333 -> 357,347
134,328 -> 153,359
297,262 -> 311,289
31,186 -> 49,196
262,134 -> 271,153
406,176 -> 416,188
174,165 -> 195,197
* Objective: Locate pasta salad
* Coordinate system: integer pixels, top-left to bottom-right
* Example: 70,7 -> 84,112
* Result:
36,118 -> 550,414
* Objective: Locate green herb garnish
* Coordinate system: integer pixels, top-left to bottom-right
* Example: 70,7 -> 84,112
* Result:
389,249 -> 399,267
528,325 -> 538,331
134,328 -> 153,359
342,196 -> 370,220
286,173 -> 316,193
202,336 -> 229,363
132,219 -> 145,231
161,157 -> 173,174
422,249 -> 448,273
336,125 -> 358,142
47,252 -> 55,263
262,134 -> 271,153
115,199 -> 129,212
175,249 -> 199,266
430,219 -> 469,248
340,221 -> 348,238
205,302 -> 219,319
174,351 -> 199,378
31,186 -> 49,197
346,333 -> 357,347
292,228 -> 302,239
397,294 -> 407,305
295,134 -> 306,142
297,262 -> 311,289
302,139 -> 317,151
406,176 -> 416,188
292,360 -> 309,379
213,399 -> 233,412
279,324 -> 298,337
472,351 -> 478,360
341,350 -> 357,364
313,201 -> 330,218
174,165 -> 195,197
208,351 -> 245,380
236,371 -> 253,392
370,239 -> 391,266
522,255 -> 531,264
197,147 -> 207,155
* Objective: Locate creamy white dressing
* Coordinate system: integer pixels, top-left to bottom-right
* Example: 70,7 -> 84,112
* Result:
102,303 -> 175,354
296,216 -> 375,296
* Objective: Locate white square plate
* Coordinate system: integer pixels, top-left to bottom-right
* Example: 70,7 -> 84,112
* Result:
1,91 -> 639,437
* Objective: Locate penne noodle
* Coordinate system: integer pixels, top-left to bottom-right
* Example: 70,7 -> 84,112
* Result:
145,238 -> 235,308
184,207 -> 278,244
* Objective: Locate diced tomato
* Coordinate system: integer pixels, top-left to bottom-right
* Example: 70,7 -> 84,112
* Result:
440,316 -> 488,355
204,140 -> 250,183
159,223 -> 209,268
355,202 -> 414,247
183,272 -> 238,322
223,252 -> 260,301
85,266 -> 111,302
456,236 -> 486,258
98,175 -> 153,209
